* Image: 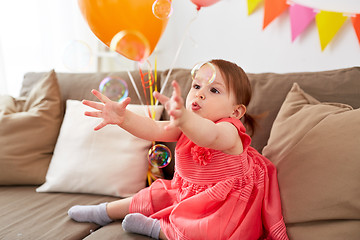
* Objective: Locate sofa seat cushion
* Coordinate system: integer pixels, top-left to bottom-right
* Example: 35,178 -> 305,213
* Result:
285,220 -> 360,240
0,186 -> 118,239
83,222 -> 152,240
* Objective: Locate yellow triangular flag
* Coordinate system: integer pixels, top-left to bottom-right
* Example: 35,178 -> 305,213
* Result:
248,0 -> 263,15
316,11 -> 347,51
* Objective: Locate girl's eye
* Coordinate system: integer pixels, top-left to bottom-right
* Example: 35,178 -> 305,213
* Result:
193,84 -> 200,89
211,88 -> 220,94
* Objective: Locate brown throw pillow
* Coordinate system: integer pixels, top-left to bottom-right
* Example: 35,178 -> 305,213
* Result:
0,70 -> 63,185
262,83 -> 360,240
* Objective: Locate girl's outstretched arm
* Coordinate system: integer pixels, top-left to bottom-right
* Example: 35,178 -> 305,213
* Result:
82,89 -> 181,142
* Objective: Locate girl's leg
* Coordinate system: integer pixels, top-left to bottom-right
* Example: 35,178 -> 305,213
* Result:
106,197 -> 132,220
68,197 -> 132,226
159,230 -> 168,240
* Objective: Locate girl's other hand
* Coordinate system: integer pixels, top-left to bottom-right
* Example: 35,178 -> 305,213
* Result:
154,80 -> 184,130
82,89 -> 131,131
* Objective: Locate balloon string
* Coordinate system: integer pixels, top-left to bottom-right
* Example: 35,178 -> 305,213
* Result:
153,54 -> 158,120
155,54 -> 158,94
139,68 -> 148,104
148,55 -> 158,120
149,74 -> 154,108
148,71 -> 156,120
127,70 -> 148,116
156,11 -> 199,106
139,68 -> 153,117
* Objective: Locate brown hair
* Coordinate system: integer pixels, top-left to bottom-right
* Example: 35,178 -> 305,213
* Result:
210,59 -> 257,136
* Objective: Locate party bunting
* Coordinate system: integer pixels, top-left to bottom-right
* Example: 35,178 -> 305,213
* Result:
351,14 -> 360,45
263,0 -> 288,29
289,3 -> 317,42
248,0 -> 360,50
316,11 -> 347,51
247,0 -> 263,15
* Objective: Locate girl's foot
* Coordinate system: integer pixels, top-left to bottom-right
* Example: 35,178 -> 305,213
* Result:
122,213 -> 161,239
68,203 -> 112,226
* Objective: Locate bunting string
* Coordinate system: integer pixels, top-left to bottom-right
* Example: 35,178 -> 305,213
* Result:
247,0 -> 360,50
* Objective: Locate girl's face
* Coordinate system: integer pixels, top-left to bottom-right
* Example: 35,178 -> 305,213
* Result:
186,64 -> 242,122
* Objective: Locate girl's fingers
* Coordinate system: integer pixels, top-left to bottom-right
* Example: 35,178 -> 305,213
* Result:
173,95 -> 183,108
171,81 -> 183,108
121,97 -> 131,108
94,121 -> 106,131
168,109 -> 181,119
92,89 -> 110,103
154,91 -> 170,105
172,80 -> 181,98
82,100 -> 104,111
84,111 -> 103,118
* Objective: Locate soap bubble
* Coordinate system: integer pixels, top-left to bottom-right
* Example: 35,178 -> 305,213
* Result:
148,144 -> 171,168
152,0 -> 173,19
99,77 -> 129,102
110,30 -> 150,62
191,61 -> 216,84
62,40 -> 92,71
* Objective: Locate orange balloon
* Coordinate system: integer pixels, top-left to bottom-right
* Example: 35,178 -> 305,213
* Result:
78,0 -> 169,61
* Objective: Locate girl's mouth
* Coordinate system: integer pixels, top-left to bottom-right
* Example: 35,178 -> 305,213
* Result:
191,102 -> 201,111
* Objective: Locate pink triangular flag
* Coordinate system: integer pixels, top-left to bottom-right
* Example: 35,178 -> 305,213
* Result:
290,4 -> 317,42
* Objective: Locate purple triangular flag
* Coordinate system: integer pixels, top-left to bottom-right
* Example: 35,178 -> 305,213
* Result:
290,3 -> 317,42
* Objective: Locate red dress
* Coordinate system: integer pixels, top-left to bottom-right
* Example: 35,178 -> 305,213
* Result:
130,118 -> 288,240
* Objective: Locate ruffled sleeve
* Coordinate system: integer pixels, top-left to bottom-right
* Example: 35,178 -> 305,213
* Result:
216,118 -> 252,150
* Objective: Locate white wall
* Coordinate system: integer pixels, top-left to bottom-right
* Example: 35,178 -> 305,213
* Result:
0,0 -> 99,96
152,0 -> 360,73
1,0 -> 359,96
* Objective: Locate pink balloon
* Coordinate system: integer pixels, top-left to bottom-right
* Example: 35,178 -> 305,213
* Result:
191,0 -> 221,10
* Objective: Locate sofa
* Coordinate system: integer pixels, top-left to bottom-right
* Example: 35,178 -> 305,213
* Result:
0,66 -> 359,240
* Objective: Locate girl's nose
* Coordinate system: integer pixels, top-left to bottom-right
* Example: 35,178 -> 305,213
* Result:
196,92 -> 205,100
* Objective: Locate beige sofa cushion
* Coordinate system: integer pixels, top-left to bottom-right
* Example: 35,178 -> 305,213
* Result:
263,83 -> 360,240
0,70 -> 63,185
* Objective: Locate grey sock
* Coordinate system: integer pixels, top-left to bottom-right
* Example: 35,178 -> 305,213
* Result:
122,213 -> 161,239
68,202 -> 112,226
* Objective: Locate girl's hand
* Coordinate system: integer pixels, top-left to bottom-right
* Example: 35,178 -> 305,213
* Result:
154,80 -> 185,130
82,89 -> 131,131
